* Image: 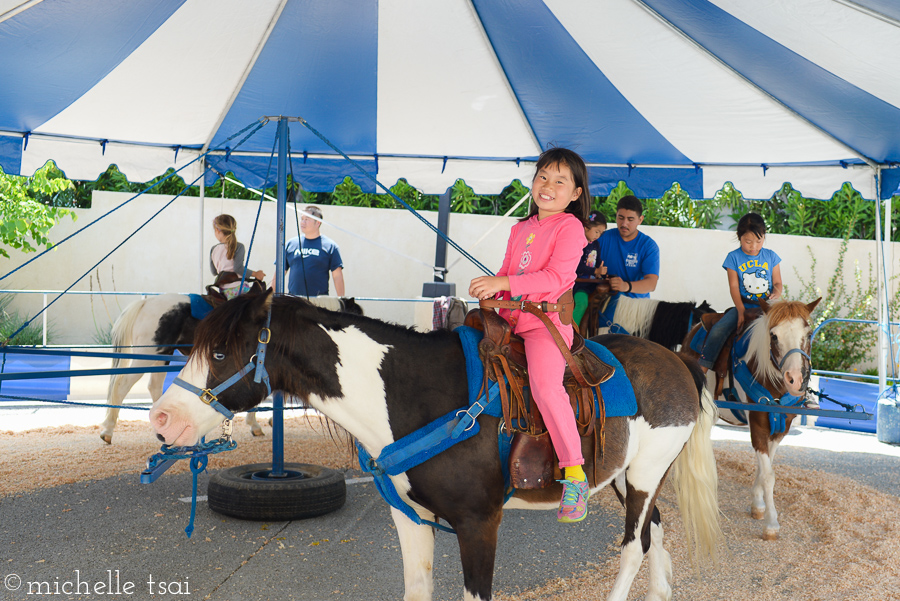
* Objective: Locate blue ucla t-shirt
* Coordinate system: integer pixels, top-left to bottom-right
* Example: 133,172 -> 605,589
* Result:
597,229 -> 660,298
723,247 -> 781,307
284,235 -> 343,296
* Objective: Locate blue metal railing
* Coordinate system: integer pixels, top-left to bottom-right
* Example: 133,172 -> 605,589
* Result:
810,317 -> 899,382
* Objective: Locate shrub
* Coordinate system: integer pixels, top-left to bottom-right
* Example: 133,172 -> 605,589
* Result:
789,223 -> 900,373
0,295 -> 49,345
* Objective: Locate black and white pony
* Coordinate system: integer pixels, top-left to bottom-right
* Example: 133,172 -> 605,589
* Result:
583,285 -> 714,350
682,299 -> 820,540
150,292 -> 720,601
99,292 -> 362,444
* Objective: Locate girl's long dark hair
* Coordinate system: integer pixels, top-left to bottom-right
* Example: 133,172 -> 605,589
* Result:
521,147 -> 592,224
737,212 -> 767,239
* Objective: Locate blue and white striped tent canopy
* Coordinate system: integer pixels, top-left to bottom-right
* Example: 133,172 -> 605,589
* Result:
1,0 -> 899,200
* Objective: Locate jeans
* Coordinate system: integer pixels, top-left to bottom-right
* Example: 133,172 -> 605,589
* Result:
699,307 -> 738,369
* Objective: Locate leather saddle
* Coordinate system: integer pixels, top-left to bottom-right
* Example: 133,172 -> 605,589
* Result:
463,290 -> 615,489
202,271 -> 267,309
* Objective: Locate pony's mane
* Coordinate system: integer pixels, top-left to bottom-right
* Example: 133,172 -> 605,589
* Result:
192,293 -> 451,372
744,300 -> 812,385
611,296 -> 659,338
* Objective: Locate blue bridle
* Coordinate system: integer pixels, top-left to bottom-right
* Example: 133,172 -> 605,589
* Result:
172,308 -> 273,420
771,346 -> 810,371
729,331 -> 812,435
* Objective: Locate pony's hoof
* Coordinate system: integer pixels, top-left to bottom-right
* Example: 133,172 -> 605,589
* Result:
100,433 -> 112,445
762,528 -> 779,541
644,588 -> 673,601
750,506 -> 765,520
251,427 -> 265,437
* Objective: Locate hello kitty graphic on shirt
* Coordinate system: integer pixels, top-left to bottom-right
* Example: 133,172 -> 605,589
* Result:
723,247 -> 781,307
741,268 -> 770,302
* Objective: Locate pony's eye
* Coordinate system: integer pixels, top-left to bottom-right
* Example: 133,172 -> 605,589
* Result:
212,351 -> 226,361
770,333 -> 778,343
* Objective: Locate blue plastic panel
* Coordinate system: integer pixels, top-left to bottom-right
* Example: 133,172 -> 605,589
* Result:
0,352 -> 71,401
816,377 -> 879,434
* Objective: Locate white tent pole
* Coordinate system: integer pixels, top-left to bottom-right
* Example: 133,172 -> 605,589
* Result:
880,167 -> 894,384
875,168 -> 887,391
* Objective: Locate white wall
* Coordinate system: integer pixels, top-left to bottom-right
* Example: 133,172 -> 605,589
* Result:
2,190 -> 896,346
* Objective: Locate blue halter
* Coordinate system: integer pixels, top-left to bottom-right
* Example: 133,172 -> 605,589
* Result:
172,308 -> 273,418
729,332 -> 809,435
149,308 -> 273,538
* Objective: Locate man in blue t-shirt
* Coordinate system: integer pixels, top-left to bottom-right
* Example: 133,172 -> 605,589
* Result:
283,206 -> 345,297
598,195 -> 660,299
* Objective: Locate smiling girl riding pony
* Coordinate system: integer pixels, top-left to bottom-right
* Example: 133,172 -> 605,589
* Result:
469,147 -> 593,523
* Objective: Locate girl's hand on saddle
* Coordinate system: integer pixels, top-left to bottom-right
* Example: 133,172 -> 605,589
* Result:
736,307 -> 745,330
253,270 -> 266,280
468,276 -> 510,300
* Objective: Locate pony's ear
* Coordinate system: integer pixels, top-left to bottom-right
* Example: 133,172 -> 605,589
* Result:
251,289 -> 275,321
759,298 -> 770,312
806,297 -> 822,314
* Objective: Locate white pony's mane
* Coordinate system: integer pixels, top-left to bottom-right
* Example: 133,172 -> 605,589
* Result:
606,295 -> 659,338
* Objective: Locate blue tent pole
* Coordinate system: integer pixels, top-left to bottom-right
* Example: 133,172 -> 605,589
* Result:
271,117 -> 288,477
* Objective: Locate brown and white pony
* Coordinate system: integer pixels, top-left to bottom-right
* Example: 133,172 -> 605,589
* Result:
682,298 -> 820,540
149,292 -> 721,601
99,293 -> 362,443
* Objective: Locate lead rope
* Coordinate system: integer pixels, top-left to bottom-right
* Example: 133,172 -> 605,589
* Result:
142,428 -> 237,537
186,454 -> 209,537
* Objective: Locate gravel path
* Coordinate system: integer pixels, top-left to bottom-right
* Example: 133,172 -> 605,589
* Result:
2,417 -> 899,600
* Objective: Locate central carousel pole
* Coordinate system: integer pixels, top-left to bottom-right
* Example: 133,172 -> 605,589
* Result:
270,116 -> 288,477
203,116 -> 346,521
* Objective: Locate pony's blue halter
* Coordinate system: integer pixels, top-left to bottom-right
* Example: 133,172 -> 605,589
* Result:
772,346 -> 810,371
729,332 -> 809,435
147,308 -> 273,538
172,308 -> 273,417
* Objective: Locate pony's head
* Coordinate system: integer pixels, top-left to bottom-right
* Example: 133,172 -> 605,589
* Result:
693,300 -> 716,323
744,298 -> 821,398
150,291 -> 278,446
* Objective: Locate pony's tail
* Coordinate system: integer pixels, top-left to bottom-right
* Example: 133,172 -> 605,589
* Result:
670,377 -> 722,568
106,299 -> 145,400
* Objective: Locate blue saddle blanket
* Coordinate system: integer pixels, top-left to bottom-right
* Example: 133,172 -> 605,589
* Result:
455,325 -> 637,418
189,294 -> 214,320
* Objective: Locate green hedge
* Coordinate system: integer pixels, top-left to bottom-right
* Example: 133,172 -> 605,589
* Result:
15,162 -> 900,242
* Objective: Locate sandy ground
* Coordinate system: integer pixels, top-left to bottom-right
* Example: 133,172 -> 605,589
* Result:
2,417 -> 899,600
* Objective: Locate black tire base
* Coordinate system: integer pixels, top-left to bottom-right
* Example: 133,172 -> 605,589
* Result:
208,462 -> 347,521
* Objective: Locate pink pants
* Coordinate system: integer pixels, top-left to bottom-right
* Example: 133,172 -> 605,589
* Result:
520,324 -> 583,468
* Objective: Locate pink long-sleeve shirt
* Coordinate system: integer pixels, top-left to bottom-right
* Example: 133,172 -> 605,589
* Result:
496,213 -> 587,333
